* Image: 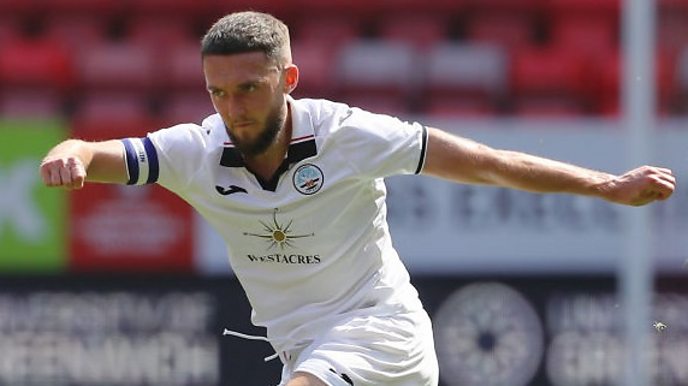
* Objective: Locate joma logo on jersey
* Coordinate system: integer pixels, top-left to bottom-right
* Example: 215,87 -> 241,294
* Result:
215,184 -> 247,195
243,208 -> 314,250
292,163 -> 323,195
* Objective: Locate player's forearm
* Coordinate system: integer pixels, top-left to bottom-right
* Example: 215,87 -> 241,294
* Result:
483,149 -> 616,199
81,140 -> 128,183
41,139 -> 128,187
423,127 -> 616,200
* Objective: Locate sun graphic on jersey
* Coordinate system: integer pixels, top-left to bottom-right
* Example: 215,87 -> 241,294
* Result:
243,208 -> 314,250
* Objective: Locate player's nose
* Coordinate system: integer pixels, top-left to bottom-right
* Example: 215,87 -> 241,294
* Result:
223,96 -> 248,118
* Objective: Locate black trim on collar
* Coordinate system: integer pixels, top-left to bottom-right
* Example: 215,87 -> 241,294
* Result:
255,160 -> 290,191
287,139 -> 317,164
220,138 -> 317,168
219,138 -> 317,192
219,146 -> 244,167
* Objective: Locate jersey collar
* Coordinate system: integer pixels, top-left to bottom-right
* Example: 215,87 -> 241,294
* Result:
219,96 -> 317,168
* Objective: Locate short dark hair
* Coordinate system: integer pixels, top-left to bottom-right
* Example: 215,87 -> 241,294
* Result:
201,11 -> 291,65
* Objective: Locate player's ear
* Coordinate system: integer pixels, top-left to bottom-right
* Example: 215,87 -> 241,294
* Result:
283,64 -> 299,94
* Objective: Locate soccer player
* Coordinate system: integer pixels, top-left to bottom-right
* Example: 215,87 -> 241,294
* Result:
40,11 -> 676,386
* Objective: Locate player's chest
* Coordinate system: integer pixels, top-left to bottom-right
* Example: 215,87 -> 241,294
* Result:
195,159 -> 354,210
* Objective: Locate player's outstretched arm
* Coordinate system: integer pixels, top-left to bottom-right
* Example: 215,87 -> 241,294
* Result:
40,139 -> 128,189
421,127 -> 676,206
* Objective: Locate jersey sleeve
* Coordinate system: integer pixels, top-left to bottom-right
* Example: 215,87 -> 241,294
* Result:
121,123 -> 207,192
336,108 -> 428,178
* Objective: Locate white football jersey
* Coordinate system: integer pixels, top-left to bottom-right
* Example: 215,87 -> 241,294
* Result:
122,97 -> 428,354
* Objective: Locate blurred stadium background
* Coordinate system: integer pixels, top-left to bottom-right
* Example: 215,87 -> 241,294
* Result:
1,0 -> 687,384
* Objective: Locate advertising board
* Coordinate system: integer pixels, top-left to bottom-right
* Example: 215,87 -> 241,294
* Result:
0,120 -> 67,272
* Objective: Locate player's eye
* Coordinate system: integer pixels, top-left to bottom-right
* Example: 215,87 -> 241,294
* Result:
241,83 -> 258,93
209,89 -> 225,98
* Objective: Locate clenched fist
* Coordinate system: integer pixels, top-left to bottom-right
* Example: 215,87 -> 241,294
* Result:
601,166 -> 676,206
40,155 -> 87,190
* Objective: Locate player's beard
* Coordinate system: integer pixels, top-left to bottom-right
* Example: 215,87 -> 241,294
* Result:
228,103 -> 286,157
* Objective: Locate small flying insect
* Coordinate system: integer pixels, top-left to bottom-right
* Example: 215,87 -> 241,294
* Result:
653,321 -> 667,332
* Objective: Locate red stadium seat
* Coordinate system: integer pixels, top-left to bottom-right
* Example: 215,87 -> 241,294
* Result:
127,16 -> 198,52
73,92 -> 151,123
44,15 -> 109,52
293,0 -> 466,16
510,46 -> 589,101
465,12 -> 536,49
367,0 -> 467,14
671,46 -> 688,113
288,0 -> 370,19
656,49 -> 676,114
0,36 -> 74,92
292,16 -> 361,46
659,0 -> 688,8
164,42 -> 205,92
160,92 -> 215,126
675,48 -> 688,95
0,0 -> 31,15
657,11 -> 688,54
464,0 -> 542,13
291,40 -> 338,98
377,14 -> 449,51
214,0 -> 289,18
546,0 -> 620,16
128,0 -> 215,18
545,0 -> 619,39
550,16 -> 617,58
76,41 -> 157,94
0,16 -> 20,48
595,49 -> 675,116
71,94 -> 163,140
72,115 -> 162,141
595,51 -> 623,116
31,0 -> 123,17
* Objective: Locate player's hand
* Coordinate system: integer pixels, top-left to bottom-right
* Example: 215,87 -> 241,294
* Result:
601,166 -> 676,206
39,155 -> 87,190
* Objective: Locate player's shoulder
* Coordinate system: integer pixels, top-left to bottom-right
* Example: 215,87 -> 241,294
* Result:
149,113 -> 223,152
291,97 -> 349,130
290,97 -> 392,137
160,113 -> 223,138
